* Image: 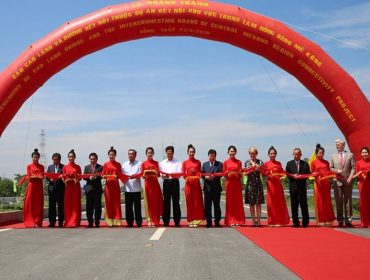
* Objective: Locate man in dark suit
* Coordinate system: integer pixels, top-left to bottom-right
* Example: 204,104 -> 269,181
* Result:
285,148 -> 311,227
45,153 -> 65,227
202,149 -> 223,228
83,152 -> 103,228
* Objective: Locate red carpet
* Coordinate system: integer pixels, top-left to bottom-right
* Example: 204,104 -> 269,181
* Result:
237,225 -> 370,279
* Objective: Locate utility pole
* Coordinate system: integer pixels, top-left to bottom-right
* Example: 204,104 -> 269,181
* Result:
40,129 -> 46,167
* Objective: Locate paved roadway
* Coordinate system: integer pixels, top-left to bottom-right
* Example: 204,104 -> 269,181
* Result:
0,226 -> 298,280
0,196 -> 298,280
1,194 -> 368,280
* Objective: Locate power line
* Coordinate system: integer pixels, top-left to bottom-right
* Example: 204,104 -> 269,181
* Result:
280,20 -> 370,51
40,129 -> 46,167
258,58 -> 313,147
22,97 -> 34,174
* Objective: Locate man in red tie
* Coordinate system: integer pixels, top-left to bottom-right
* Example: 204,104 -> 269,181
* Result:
285,148 -> 311,227
83,153 -> 103,228
201,149 -> 223,228
45,153 -> 65,227
330,139 -> 355,227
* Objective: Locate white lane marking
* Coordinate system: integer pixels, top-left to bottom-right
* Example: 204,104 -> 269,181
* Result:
0,228 -> 12,232
149,228 -> 166,241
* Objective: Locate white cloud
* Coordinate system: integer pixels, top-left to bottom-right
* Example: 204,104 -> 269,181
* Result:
302,2 -> 370,49
0,111 -> 330,178
313,3 -> 370,30
350,67 -> 370,99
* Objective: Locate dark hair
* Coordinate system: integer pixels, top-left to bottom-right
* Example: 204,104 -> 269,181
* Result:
31,148 -> 40,157
187,144 -> 195,153
128,149 -> 137,155
165,146 -> 174,153
268,146 -> 277,155
146,147 -> 154,155
208,149 -> 217,156
108,146 -> 117,156
52,153 -> 61,160
228,145 -> 237,153
68,149 -> 76,158
361,147 -> 369,153
315,144 -> 325,154
89,152 -> 98,160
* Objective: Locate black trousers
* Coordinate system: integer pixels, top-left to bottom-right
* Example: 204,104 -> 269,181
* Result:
290,186 -> 309,226
125,192 -> 142,226
48,187 -> 65,226
86,189 -> 102,225
162,179 -> 181,226
204,190 -> 221,225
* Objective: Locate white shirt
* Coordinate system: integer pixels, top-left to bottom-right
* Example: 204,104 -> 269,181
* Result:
159,158 -> 182,176
122,160 -> 142,192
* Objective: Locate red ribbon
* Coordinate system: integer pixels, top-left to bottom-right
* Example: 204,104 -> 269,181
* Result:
19,166 -> 339,187
352,169 -> 370,180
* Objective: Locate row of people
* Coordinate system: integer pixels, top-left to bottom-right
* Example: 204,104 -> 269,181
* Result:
22,139 -> 370,228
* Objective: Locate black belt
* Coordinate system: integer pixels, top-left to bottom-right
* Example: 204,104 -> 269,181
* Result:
164,178 -> 179,182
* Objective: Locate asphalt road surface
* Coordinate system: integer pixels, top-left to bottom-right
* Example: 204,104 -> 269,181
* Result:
1,194 -> 368,280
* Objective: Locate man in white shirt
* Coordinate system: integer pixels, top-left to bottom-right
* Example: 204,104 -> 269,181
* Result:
159,146 -> 182,227
122,149 -> 142,227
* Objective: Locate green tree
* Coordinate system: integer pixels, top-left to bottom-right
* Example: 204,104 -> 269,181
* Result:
14,174 -> 27,196
0,178 -> 15,197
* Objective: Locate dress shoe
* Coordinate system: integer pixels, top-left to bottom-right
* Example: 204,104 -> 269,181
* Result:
292,224 -> 300,228
175,224 -> 181,228
345,222 -> 353,227
137,224 -> 142,228
338,222 -> 344,227
206,223 -> 212,228
87,224 -> 93,228
302,224 -> 309,228
48,224 -> 55,228
215,222 -> 221,227
95,223 -> 100,228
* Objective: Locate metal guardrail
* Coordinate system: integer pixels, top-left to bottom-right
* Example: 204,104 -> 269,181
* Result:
284,189 -> 359,199
0,197 -> 21,204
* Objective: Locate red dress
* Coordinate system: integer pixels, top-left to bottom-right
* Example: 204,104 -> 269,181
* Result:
223,158 -> 245,226
141,159 -> 163,226
63,163 -> 82,227
264,160 -> 290,226
182,158 -> 204,224
356,159 -> 370,227
311,158 -> 335,225
23,163 -> 44,227
102,160 -> 123,226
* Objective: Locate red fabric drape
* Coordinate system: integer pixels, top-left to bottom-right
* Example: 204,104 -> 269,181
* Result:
63,163 -> 82,227
264,161 -> 290,226
311,159 -> 335,225
102,160 -> 123,226
356,159 -> 370,227
23,163 -> 44,228
141,159 -> 163,226
223,158 -> 245,226
182,158 -> 204,223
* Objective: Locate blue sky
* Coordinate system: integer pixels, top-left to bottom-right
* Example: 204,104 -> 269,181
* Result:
0,0 -> 370,178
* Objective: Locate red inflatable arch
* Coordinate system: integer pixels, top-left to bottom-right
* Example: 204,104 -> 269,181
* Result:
0,0 -> 369,155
